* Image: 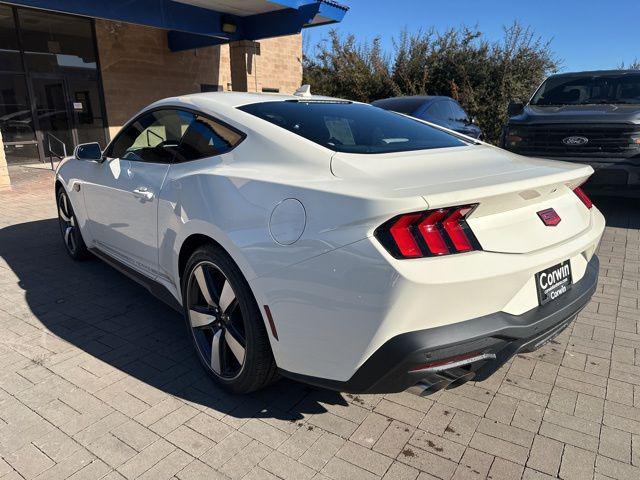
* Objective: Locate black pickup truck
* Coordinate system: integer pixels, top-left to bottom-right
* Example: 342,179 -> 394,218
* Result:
500,70 -> 640,196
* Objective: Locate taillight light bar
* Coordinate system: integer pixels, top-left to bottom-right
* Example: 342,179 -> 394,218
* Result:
375,204 -> 482,259
573,187 -> 593,209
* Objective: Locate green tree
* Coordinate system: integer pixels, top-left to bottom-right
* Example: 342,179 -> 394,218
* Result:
303,22 -> 560,144
303,32 -> 394,103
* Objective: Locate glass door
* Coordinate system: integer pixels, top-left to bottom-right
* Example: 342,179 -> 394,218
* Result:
31,74 -> 74,158
67,74 -> 106,148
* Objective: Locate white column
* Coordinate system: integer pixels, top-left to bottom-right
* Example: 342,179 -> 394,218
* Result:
0,131 -> 11,188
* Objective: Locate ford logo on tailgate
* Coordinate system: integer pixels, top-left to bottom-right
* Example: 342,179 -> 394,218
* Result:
562,136 -> 589,146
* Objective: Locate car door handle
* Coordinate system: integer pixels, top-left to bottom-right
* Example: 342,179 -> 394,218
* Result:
132,187 -> 154,200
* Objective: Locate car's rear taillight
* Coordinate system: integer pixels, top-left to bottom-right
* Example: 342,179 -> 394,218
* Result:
418,210 -> 449,255
375,204 -> 481,259
388,213 -> 422,258
573,187 -> 593,209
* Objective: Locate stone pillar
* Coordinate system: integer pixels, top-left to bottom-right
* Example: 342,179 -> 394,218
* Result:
0,131 -> 10,188
229,40 -> 261,92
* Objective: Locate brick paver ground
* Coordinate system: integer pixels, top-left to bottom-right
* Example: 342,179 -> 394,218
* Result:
1,168 -> 639,480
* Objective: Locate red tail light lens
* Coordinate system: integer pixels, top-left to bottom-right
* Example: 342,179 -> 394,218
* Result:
388,213 -> 422,258
442,207 -> 474,252
376,204 -> 481,259
573,187 -> 593,209
418,210 -> 449,255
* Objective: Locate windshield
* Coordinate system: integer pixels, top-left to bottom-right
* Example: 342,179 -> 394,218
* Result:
531,73 -> 640,106
238,101 -> 468,154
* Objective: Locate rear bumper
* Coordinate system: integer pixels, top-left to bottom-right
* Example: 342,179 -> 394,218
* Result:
280,255 -> 599,393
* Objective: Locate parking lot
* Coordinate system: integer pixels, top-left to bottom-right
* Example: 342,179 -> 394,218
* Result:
0,168 -> 639,480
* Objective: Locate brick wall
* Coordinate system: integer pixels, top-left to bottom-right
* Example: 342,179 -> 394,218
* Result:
95,20 -> 303,139
219,44 -> 232,92
95,20 -> 221,139
223,35 -> 302,94
254,34 -> 303,94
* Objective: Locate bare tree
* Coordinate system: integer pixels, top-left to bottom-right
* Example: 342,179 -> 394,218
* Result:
619,59 -> 640,70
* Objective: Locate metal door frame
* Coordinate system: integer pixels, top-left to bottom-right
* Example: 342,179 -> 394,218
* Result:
29,72 -> 79,162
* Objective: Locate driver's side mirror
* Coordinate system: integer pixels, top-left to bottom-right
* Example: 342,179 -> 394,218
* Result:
507,100 -> 525,117
75,142 -> 103,162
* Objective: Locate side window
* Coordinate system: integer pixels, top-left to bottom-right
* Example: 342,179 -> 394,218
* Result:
109,109 -> 195,163
441,101 -> 457,121
449,101 -> 468,121
173,115 -> 243,162
426,101 -> 447,120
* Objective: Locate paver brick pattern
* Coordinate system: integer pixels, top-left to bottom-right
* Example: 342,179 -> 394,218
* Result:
1,168 -> 639,479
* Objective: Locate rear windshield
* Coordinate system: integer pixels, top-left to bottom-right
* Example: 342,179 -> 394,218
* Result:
371,97 -> 426,114
531,73 -> 640,106
238,101 -> 468,154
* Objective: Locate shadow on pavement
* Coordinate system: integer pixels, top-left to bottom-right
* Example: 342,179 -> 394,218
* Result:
590,195 -> 640,229
2,196 -> 635,421
0,218 -> 350,422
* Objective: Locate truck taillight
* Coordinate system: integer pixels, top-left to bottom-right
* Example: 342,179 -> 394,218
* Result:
375,205 -> 482,259
573,187 -> 593,209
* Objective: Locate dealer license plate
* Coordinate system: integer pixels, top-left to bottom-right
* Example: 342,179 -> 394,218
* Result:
535,261 -> 572,305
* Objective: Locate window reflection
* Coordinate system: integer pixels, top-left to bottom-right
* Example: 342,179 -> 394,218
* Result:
4,143 -> 39,164
0,74 -> 35,143
19,9 -> 97,73
0,6 -> 107,165
0,5 -> 21,71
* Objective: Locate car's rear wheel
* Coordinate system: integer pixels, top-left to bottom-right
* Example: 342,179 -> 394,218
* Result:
57,188 -> 90,260
182,245 -> 277,393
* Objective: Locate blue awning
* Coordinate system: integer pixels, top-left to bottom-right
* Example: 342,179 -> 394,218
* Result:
4,0 -> 348,51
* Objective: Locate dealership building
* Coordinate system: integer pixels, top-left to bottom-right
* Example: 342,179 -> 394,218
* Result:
0,0 -> 347,187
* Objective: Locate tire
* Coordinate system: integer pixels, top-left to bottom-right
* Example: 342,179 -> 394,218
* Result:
182,244 -> 278,394
57,188 -> 90,261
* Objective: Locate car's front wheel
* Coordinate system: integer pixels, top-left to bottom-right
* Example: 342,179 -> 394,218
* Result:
57,188 -> 90,260
182,245 -> 277,394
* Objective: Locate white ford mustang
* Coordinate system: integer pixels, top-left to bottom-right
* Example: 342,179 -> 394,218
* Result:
55,90 -> 605,395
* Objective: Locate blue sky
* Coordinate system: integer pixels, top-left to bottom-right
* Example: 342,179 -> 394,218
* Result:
303,0 -> 640,72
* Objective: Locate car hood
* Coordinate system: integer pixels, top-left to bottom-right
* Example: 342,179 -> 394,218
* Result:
510,104 -> 640,125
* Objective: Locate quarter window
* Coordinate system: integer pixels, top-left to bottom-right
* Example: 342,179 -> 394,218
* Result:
173,115 -> 243,162
109,109 -> 195,163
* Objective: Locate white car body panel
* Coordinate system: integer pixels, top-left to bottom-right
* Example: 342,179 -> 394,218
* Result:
82,158 -> 170,277
55,91 -> 605,387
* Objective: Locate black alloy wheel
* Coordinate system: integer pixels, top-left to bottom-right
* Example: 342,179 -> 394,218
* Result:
183,245 -> 277,393
57,188 -> 89,260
